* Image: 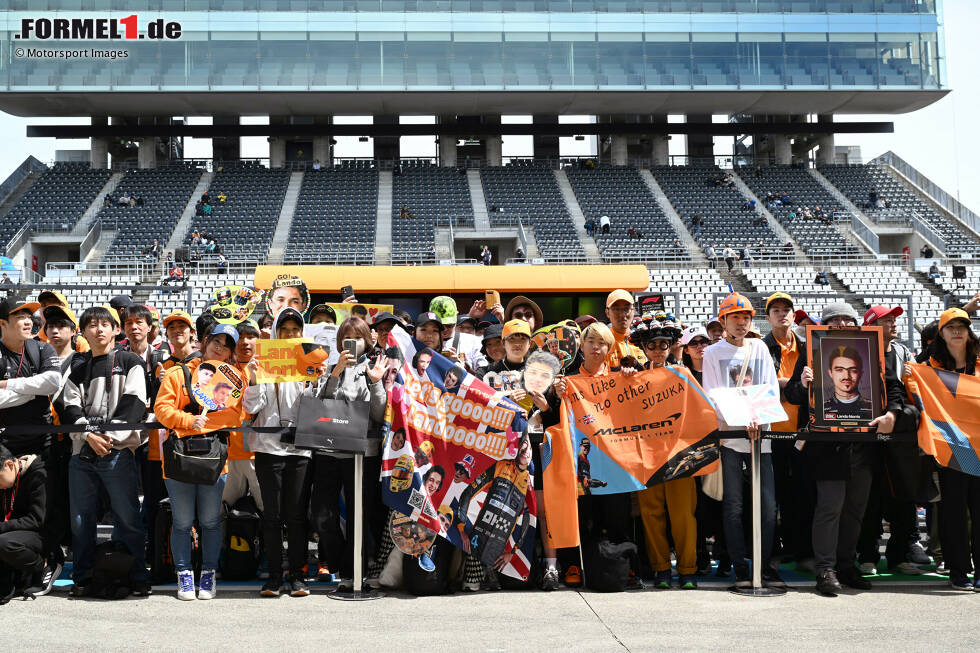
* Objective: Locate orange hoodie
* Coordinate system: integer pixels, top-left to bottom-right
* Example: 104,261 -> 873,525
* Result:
154,358 -> 244,477
606,327 -> 646,371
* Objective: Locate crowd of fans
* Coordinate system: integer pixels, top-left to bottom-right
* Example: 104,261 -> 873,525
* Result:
0,279 -> 978,605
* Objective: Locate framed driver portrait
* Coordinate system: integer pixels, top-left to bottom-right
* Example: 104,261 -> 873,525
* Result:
806,325 -> 886,432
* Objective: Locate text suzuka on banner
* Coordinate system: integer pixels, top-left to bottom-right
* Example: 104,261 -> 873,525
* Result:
906,363 -> 980,477
326,302 -> 393,325
542,366 -> 720,549
191,359 -> 246,412
378,325 -> 536,580
253,338 -> 329,384
806,325 -> 886,431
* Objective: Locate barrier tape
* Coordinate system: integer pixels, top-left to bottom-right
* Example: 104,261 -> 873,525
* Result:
0,421 -> 916,444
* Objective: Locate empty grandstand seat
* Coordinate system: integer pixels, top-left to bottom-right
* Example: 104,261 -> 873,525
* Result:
1,162 -> 112,242
284,168 -> 378,264
182,163 -> 289,261
650,166 -> 783,259
737,165 -> 862,258
819,164 -> 980,257
480,165 -> 586,262
100,165 -> 203,259
391,165 -> 473,264
565,166 -> 688,262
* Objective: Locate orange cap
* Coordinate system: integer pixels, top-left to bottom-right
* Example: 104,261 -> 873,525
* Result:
605,289 -> 634,308
939,307 -> 972,331
718,292 -> 756,320
502,319 -> 532,339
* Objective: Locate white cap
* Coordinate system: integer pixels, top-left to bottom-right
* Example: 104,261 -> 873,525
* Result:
680,325 -> 709,346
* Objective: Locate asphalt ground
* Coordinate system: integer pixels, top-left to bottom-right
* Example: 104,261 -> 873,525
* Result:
4,580 -> 977,652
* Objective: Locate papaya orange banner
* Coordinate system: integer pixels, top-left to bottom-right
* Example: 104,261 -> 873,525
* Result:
542,367 -> 719,549
906,363 -> 980,476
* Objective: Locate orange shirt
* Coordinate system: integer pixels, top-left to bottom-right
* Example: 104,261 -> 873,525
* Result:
771,332 -> 800,432
226,360 -> 255,460
606,328 -> 647,371
154,357 -> 245,478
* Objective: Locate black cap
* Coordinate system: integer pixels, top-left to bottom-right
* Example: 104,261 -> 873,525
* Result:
372,311 -> 400,327
482,324 -> 504,342
416,311 -> 442,329
109,295 -> 134,312
308,303 -> 336,322
457,314 -> 478,327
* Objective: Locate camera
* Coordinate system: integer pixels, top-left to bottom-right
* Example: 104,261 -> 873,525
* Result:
78,442 -> 98,463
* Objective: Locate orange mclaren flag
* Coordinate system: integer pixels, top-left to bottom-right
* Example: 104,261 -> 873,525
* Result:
906,363 -> 980,476
542,366 -> 719,549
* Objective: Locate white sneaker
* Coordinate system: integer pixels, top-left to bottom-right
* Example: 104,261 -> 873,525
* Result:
365,576 -> 382,590
858,562 -> 877,575
176,570 -> 196,601
462,581 -> 481,592
197,569 -> 217,600
893,562 -> 923,576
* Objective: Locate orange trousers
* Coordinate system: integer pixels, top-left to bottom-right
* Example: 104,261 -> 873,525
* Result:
637,477 -> 698,574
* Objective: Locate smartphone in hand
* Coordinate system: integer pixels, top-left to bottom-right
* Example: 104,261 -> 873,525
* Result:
485,290 -> 500,307
343,338 -> 358,360
341,285 -> 355,300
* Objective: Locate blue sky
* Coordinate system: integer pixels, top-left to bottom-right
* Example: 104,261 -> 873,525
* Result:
1,1 -> 976,213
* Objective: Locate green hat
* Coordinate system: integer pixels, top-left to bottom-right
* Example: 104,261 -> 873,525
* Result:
429,295 -> 458,326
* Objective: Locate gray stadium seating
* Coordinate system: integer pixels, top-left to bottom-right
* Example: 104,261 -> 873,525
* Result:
391,163 -> 473,264
1,163 -> 111,243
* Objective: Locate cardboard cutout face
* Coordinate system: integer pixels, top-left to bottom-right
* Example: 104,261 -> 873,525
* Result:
192,360 -> 245,412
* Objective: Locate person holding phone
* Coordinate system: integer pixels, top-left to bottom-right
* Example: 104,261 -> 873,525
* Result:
309,317 -> 388,591
155,324 -> 243,601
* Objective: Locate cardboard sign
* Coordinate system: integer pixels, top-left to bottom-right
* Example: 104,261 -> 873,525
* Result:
209,285 -> 262,324
253,338 -> 328,384
326,302 -> 393,325
708,384 -> 788,427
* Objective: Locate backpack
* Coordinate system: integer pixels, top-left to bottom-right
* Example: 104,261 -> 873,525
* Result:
220,495 -> 261,581
88,541 -> 136,600
151,498 -> 202,582
585,539 -> 638,593
402,543 -> 454,596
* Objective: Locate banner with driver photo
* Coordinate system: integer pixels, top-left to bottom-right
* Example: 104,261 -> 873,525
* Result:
379,325 -> 536,580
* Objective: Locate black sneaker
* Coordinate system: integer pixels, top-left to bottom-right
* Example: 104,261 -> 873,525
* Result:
131,579 -> 153,597
762,568 -> 787,589
260,578 -> 283,597
733,563 -> 751,588
290,579 -> 311,597
25,560 -> 62,597
69,581 -> 93,598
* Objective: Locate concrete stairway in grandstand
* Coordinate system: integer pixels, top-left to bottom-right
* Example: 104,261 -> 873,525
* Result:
267,171 -> 304,264
553,169 -> 600,259
808,168 -> 875,225
164,170 -> 213,254
72,171 -> 125,236
467,169 -> 491,231
638,169 -> 707,263
374,170 -> 393,264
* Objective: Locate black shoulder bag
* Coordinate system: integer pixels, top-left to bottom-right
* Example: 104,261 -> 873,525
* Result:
161,364 -> 228,485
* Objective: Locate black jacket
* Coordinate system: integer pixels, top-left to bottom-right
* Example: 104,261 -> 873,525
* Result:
805,342 -> 919,482
762,331 -> 810,430
0,455 -> 46,535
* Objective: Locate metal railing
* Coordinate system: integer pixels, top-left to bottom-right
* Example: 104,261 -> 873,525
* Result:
872,151 -> 980,238
281,253 -> 376,265
45,260 -> 151,279
0,156 -> 46,205
910,210 -> 947,254
79,219 -> 104,262
4,220 -> 32,257
850,214 -> 880,254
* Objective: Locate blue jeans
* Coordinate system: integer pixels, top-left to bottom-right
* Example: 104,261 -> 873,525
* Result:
164,475 -> 227,572
720,447 -> 776,569
69,448 -> 148,582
